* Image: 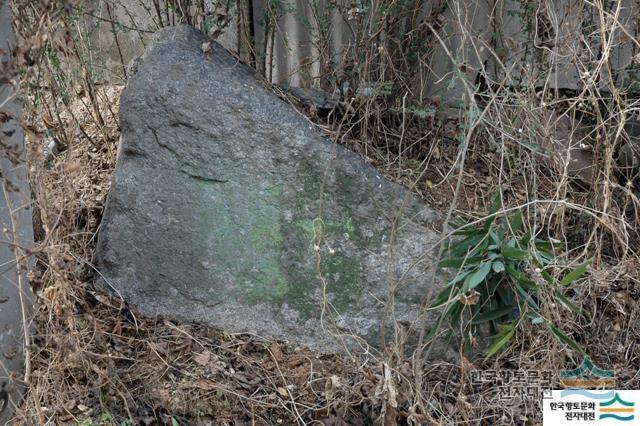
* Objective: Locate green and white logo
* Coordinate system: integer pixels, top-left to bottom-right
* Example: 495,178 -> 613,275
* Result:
560,357 -> 616,388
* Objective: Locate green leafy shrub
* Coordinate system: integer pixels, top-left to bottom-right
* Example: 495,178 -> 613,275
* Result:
432,197 -> 591,359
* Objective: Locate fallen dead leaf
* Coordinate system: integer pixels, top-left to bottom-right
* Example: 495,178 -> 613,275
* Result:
193,350 -> 211,366
64,162 -> 81,173
270,342 -> 283,362
325,375 -> 341,401
459,290 -> 480,305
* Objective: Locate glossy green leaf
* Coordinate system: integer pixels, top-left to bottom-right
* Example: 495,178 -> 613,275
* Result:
509,211 -> 523,233
484,324 -> 515,359
554,290 -> 587,319
515,283 -> 539,309
559,259 -> 591,286
450,270 -> 472,285
536,249 -> 555,265
505,264 -> 539,291
530,254 -> 555,284
501,245 -> 529,261
547,323 -> 586,356
464,262 -> 492,291
450,234 -> 484,257
489,230 -> 500,245
446,302 -> 464,328
540,269 -> 554,284
534,239 -> 554,251
472,306 -> 517,324
483,194 -> 502,231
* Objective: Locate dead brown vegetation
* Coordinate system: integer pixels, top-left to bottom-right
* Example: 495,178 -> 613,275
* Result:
3,0 -> 640,425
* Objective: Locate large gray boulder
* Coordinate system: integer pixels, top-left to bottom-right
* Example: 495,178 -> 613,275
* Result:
96,26 -> 446,352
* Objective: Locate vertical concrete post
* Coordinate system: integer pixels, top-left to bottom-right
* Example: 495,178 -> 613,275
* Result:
0,0 -> 34,422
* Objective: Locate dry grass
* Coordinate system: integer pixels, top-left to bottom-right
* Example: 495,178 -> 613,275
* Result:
4,0 -> 640,425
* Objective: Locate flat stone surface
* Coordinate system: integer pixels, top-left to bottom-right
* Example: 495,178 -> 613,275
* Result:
97,26 -> 446,352
0,0 -> 34,420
